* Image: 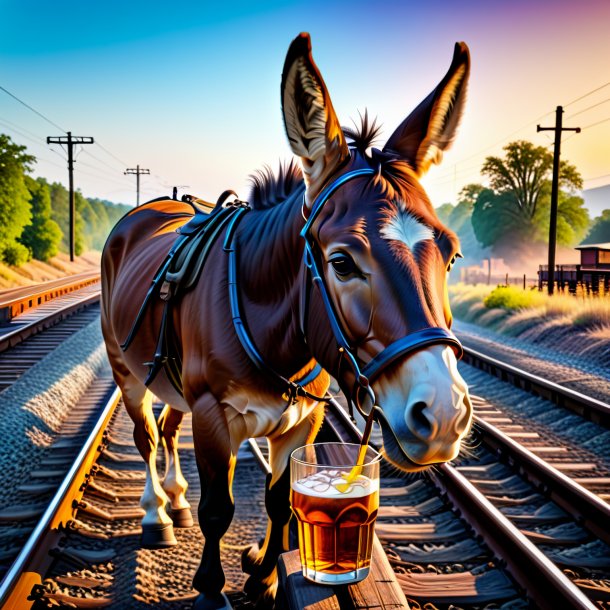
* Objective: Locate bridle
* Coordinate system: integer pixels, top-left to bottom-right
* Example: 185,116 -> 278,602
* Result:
298,167 -> 463,418
227,166 -> 463,419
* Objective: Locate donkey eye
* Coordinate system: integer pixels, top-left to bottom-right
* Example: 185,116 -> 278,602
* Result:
328,252 -> 360,279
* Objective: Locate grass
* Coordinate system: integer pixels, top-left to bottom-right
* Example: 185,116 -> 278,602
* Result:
449,282 -> 610,339
0,252 -> 100,290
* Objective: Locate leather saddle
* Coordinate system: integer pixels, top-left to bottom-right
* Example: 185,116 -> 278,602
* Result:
121,192 -> 246,395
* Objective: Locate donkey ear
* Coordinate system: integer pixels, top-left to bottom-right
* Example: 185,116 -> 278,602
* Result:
282,33 -> 349,205
383,42 -> 470,177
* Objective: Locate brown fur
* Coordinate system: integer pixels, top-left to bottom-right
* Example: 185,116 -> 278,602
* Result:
101,33 -> 472,608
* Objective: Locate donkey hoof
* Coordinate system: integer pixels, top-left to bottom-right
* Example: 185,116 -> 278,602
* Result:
192,592 -> 232,610
169,506 -> 194,528
141,522 -> 177,548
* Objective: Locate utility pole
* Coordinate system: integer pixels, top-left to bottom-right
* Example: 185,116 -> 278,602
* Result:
537,106 -> 580,295
124,165 -> 150,206
47,132 -> 94,262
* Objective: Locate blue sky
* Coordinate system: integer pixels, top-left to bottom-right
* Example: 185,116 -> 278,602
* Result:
1,0 -> 609,209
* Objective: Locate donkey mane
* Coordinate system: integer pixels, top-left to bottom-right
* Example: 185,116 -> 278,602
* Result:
248,160 -> 304,210
343,110 -> 383,155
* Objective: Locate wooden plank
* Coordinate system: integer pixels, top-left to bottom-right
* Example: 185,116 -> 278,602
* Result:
277,536 -> 410,609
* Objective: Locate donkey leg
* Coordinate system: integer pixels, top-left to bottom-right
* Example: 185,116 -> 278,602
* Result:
243,404 -> 325,603
158,404 -> 194,528
122,380 -> 176,548
191,394 -> 236,610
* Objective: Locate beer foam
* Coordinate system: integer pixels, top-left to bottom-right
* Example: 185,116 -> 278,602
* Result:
292,469 -> 379,498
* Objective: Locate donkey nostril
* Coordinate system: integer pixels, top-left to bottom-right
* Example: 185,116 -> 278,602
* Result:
408,401 -> 434,438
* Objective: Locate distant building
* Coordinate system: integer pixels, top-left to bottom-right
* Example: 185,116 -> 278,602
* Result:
576,243 -> 610,269
538,242 -> 610,292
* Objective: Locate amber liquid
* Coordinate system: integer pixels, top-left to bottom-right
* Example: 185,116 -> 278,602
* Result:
290,486 -> 379,577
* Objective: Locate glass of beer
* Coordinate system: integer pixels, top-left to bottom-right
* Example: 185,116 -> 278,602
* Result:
290,442 -> 381,585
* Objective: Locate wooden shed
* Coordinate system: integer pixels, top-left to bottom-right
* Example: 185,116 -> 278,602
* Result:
575,243 -> 610,269
538,243 -> 610,293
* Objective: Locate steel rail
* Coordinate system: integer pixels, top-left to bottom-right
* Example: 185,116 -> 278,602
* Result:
433,463 -> 596,610
0,387 -> 121,610
325,395 -> 596,610
0,291 -> 100,353
0,272 -> 100,323
462,344 -> 610,428
474,415 -> 610,546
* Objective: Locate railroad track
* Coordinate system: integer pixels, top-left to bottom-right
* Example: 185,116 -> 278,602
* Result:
2,383 -> 608,608
459,343 -> 610,506
1,279 -> 608,608
0,272 -> 100,324
324,393 -> 608,609
0,276 -> 101,354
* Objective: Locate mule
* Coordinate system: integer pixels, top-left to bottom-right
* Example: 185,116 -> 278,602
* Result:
101,33 -> 472,609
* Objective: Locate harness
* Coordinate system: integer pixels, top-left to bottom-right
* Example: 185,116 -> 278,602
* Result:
122,168 -> 463,420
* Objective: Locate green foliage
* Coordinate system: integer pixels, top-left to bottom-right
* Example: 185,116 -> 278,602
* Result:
49,181 -> 70,253
532,186 -> 589,246
483,285 -> 544,310
0,134 -> 34,263
585,210 -> 610,243
0,134 -> 133,263
20,177 -> 63,261
472,188 -> 518,247
2,242 -> 31,266
74,191 -> 90,255
86,198 -> 130,249
472,140 -> 586,250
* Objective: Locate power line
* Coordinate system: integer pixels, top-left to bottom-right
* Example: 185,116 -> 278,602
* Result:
583,173 -> 610,183
82,148 -> 128,174
77,160 -> 137,186
0,84 -> 66,133
0,116 -> 47,143
564,81 -> 610,108
427,82 -> 610,188
95,141 -> 129,168
581,116 -> 610,130
566,98 -> 610,119
0,83 -> 132,174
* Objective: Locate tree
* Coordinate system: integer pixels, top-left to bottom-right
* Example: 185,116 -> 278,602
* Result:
449,184 -> 483,233
585,210 -> 610,244
472,140 -> 587,249
435,184 -> 489,265
435,203 -> 454,226
20,177 -> 63,261
0,133 -> 34,264
49,181 -> 70,253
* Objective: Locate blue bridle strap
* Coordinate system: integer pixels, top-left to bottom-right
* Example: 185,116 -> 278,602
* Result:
300,167 -> 463,417
361,328 -> 463,382
224,203 -> 325,402
300,168 -> 377,239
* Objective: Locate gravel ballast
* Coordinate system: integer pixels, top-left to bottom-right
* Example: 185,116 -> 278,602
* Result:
0,319 -> 109,508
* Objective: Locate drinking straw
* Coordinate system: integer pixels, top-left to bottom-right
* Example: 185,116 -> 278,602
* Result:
335,396 -> 377,493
